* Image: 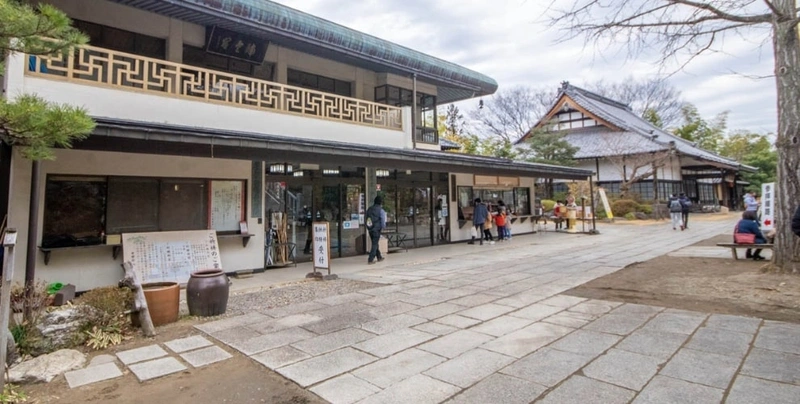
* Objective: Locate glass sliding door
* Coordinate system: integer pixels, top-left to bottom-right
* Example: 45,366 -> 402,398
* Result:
414,186 -> 432,247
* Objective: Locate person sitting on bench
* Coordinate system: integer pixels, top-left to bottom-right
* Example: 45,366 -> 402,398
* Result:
736,210 -> 767,261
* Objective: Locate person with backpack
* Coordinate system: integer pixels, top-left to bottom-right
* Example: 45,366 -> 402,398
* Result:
678,193 -> 692,229
469,198 -> 489,245
366,196 -> 387,264
668,194 -> 684,231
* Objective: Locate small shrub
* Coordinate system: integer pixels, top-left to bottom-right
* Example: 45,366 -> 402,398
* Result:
611,199 -> 640,216
637,204 -> 653,214
7,281 -> 51,357
541,200 -> 556,212
85,326 -> 123,350
624,212 -> 637,220
0,384 -> 27,403
75,287 -> 133,350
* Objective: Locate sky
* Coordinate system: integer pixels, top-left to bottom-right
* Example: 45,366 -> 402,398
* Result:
272,0 -> 778,134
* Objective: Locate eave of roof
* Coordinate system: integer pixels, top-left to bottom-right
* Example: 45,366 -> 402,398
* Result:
88,118 -> 593,180
108,0 -> 497,103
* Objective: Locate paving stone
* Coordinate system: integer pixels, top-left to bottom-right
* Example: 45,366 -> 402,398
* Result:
315,292 -> 372,306
363,302 -> 420,319
408,303 -> 467,320
584,313 -> 653,335
727,375 -> 800,404
550,329 -> 621,356
402,285 -> 450,295
361,292 -> 414,306
261,301 -> 328,318
740,347 -> 800,384
754,321 -> 800,355
493,292 -> 547,308
116,345 -> 168,365
632,375 -> 724,404
229,327 -> 316,356
248,313 -> 323,334
180,346 -> 232,367
356,374 -> 460,404
354,328 -> 436,358
277,347 -> 376,387
87,354 -> 116,367
310,373 -> 381,404
447,373 -> 546,404
482,322 -> 572,358
685,327 -> 753,357
360,314 -> 427,335
500,347 -> 594,387
251,346 -> 310,369
470,315 -> 533,337
616,329 -> 689,360
164,335 -> 214,353
539,295 -> 586,308
660,348 -> 741,388
358,284 -> 410,296
512,303 -> 564,321
424,348 -> 514,388
195,312 -> 271,334
291,328 -> 376,356
434,314 -> 482,328
456,303 -> 515,321
128,357 -> 187,382
399,290 -> 471,307
418,330 -> 495,358
65,362 -> 123,388
541,312 -> 590,328
447,293 -> 499,307
609,303 -> 664,316
539,375 -> 634,404
353,348 -> 447,388
303,311 -> 379,334
641,312 -> 707,335
583,348 -> 661,391
566,300 -> 620,316
309,302 -> 374,319
413,322 -> 459,336
704,314 -> 761,334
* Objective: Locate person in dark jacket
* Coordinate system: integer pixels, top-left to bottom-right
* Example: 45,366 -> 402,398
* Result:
793,205 -> 800,237
737,210 -> 767,260
366,196 -> 387,264
469,198 -> 489,246
678,193 -> 692,229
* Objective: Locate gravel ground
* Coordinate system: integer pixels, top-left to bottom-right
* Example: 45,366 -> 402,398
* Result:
223,278 -> 383,315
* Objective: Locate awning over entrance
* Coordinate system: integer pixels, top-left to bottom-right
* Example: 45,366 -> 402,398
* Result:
86,118 -> 593,180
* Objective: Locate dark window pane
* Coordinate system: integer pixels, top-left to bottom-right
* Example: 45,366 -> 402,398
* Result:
159,179 -> 208,231
106,177 -> 159,234
43,177 -> 107,247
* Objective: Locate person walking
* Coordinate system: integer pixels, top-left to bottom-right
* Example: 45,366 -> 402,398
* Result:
678,193 -> 692,229
668,194 -> 684,231
366,196 -> 387,264
469,198 -> 489,245
744,191 -> 759,212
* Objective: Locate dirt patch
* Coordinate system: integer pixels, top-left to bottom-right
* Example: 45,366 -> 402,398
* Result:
566,234 -> 800,323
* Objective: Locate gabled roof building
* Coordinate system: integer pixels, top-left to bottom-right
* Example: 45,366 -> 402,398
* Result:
520,82 -> 754,208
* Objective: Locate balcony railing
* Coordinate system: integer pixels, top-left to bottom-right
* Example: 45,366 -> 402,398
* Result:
415,127 -> 439,145
26,45 -> 403,131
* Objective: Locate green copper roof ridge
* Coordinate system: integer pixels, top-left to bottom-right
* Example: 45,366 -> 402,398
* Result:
174,0 -> 498,94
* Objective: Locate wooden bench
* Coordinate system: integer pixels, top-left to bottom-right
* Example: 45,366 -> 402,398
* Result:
716,243 -> 774,260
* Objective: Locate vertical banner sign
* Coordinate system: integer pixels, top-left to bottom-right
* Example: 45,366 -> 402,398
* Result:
761,182 -> 775,231
598,188 -> 613,219
312,222 -> 331,272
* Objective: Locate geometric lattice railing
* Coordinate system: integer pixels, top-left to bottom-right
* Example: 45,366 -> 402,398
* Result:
26,45 -> 403,131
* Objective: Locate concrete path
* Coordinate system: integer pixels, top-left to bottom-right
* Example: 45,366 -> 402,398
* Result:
197,216 -> 800,403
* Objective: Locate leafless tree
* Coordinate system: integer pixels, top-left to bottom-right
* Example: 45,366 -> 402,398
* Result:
599,132 -> 674,198
549,0 -> 800,274
469,86 -> 556,143
589,77 -> 685,128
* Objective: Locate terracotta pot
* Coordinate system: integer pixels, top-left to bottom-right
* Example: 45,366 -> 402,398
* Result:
142,282 -> 179,326
186,270 -> 230,317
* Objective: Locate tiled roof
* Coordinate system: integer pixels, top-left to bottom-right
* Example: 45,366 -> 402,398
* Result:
552,83 -> 754,171
562,127 -> 665,159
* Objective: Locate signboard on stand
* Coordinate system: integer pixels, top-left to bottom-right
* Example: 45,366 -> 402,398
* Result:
761,182 -> 775,231
310,222 -> 337,280
121,230 -> 221,285
598,188 -> 613,219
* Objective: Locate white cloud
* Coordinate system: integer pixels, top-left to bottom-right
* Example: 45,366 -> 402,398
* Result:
273,0 -> 777,133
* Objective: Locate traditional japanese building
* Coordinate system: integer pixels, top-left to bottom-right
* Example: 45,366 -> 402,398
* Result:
2,0 -> 591,290
520,82 -> 754,207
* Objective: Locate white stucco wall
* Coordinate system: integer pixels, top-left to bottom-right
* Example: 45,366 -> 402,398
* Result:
579,157 -> 683,183
7,149 -> 264,291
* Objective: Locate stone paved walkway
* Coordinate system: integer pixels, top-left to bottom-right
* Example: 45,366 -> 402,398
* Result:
196,217 -> 800,403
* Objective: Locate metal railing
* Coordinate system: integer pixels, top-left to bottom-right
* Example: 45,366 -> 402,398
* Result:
415,127 -> 438,144
26,45 -> 403,131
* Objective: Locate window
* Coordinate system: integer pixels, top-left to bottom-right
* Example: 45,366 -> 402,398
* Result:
73,20 -> 166,59
374,84 -> 437,144
183,45 -> 274,78
456,186 -> 531,216
42,176 -> 246,248
514,188 -> 531,215
287,69 -> 352,96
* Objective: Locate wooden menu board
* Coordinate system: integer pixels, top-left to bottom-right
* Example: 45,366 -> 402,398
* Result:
122,230 -> 222,284
209,180 -> 245,232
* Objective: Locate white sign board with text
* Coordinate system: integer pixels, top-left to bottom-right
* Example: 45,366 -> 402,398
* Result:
122,230 -> 221,284
312,222 -> 331,271
761,182 -> 775,231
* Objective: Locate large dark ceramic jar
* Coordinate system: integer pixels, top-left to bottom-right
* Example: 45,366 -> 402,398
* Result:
186,270 -> 230,317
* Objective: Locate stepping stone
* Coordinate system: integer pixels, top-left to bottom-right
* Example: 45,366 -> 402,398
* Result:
180,346 -> 232,368
128,357 -> 187,382
65,362 -> 123,388
164,335 -> 214,353
88,354 -> 116,367
116,345 -> 168,365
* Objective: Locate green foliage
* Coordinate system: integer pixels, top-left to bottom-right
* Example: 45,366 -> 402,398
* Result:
0,384 -> 27,404
541,199 -> 556,212
611,199 -> 640,216
0,0 -> 95,160
8,281 -> 51,356
637,204 -> 653,214
672,103 -> 728,152
718,131 -> 777,191
75,287 -> 133,350
642,108 -> 663,128
624,212 -> 637,220
85,325 -> 123,350
519,125 -> 579,167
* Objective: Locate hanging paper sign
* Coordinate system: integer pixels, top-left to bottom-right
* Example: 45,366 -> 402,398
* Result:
312,222 -> 330,271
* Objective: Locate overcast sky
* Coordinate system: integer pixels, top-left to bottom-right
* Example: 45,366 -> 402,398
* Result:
273,0 -> 777,134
